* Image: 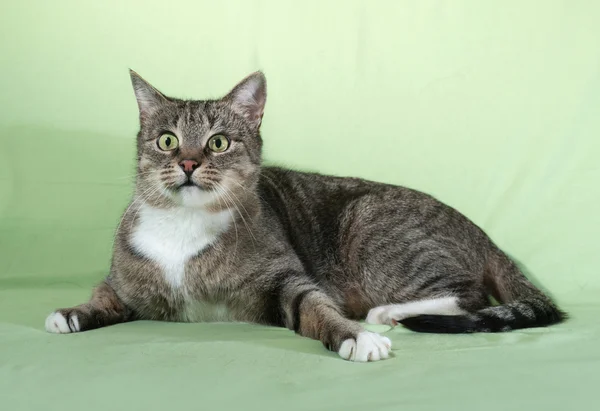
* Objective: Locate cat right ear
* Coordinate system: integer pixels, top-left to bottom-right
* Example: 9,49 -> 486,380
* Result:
224,71 -> 267,130
129,70 -> 168,120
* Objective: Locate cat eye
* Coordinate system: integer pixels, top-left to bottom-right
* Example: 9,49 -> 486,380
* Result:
157,134 -> 179,151
208,135 -> 230,153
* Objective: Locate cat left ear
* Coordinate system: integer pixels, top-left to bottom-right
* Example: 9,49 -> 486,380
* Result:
224,71 -> 267,130
129,69 -> 168,120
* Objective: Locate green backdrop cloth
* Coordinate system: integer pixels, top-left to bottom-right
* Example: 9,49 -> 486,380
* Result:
1,1 -> 599,410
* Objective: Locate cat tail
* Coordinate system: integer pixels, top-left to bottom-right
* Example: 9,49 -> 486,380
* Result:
400,246 -> 567,333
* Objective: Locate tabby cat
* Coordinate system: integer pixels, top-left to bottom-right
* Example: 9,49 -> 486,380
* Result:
45,71 -> 566,362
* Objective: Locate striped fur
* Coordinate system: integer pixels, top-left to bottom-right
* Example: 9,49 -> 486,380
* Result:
400,249 -> 566,333
45,71 -> 566,362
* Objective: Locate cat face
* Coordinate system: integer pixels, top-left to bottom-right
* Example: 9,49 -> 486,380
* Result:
130,71 -> 266,208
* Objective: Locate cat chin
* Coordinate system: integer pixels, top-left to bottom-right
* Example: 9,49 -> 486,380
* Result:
171,185 -> 219,208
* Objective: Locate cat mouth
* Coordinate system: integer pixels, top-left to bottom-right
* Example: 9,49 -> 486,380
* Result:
179,179 -> 199,189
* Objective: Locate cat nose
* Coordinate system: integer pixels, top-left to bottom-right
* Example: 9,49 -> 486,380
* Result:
179,160 -> 199,176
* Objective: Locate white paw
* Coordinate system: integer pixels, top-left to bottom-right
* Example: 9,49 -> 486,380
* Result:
366,305 -> 398,325
45,312 -> 80,334
338,331 -> 392,362
366,298 -> 465,326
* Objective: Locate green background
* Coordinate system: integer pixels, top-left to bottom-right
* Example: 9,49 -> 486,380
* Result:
1,1 -> 599,410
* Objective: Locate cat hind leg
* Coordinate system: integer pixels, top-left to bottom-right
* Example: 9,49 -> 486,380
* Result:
366,296 -> 466,326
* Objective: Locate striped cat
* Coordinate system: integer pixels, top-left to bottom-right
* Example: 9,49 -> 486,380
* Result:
45,71 -> 566,362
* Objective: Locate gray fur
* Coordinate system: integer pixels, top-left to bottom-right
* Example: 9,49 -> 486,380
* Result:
47,70 -> 566,353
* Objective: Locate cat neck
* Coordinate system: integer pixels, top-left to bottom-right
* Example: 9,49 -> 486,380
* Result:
129,203 -> 233,287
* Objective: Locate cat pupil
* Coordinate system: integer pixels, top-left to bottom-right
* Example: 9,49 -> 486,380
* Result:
165,137 -> 171,146
216,139 -> 221,148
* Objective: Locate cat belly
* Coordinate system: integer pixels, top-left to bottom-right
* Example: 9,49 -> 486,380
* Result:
154,264 -> 235,322
180,298 -> 234,323
158,265 -> 236,323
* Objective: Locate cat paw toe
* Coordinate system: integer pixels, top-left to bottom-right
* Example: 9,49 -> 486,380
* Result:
45,311 -> 80,334
338,331 -> 392,362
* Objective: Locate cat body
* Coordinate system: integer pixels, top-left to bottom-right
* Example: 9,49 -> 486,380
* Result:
45,71 -> 565,362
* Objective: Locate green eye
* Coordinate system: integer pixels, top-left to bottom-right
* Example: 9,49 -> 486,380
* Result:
208,135 -> 230,153
157,134 -> 179,151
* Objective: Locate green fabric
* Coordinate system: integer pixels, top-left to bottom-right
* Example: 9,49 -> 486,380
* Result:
1,290 -> 599,410
1,1 -> 599,410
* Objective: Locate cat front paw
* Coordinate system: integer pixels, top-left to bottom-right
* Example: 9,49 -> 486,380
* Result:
338,331 -> 392,362
45,310 -> 81,334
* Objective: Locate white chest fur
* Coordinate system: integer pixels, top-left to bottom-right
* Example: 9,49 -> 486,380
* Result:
130,204 -> 231,289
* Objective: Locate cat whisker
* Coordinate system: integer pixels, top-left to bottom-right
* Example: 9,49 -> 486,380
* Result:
200,176 -> 219,182
213,170 -> 268,204
211,186 -> 239,256
115,170 -> 158,181
111,182 -> 163,250
219,181 -> 255,222
217,183 -> 258,245
129,183 -> 166,229
214,181 -> 257,245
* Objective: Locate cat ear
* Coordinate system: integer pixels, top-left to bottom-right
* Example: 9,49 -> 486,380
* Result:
129,69 -> 168,120
224,71 -> 267,130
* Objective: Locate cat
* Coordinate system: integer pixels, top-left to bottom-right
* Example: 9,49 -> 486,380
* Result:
45,70 -> 566,362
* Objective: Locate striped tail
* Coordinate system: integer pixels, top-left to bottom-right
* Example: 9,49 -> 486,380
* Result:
400,247 -> 567,333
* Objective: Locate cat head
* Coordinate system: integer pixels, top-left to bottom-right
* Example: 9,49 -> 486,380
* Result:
130,70 -> 266,208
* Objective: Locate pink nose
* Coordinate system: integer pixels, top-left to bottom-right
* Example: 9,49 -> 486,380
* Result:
179,160 -> 199,175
